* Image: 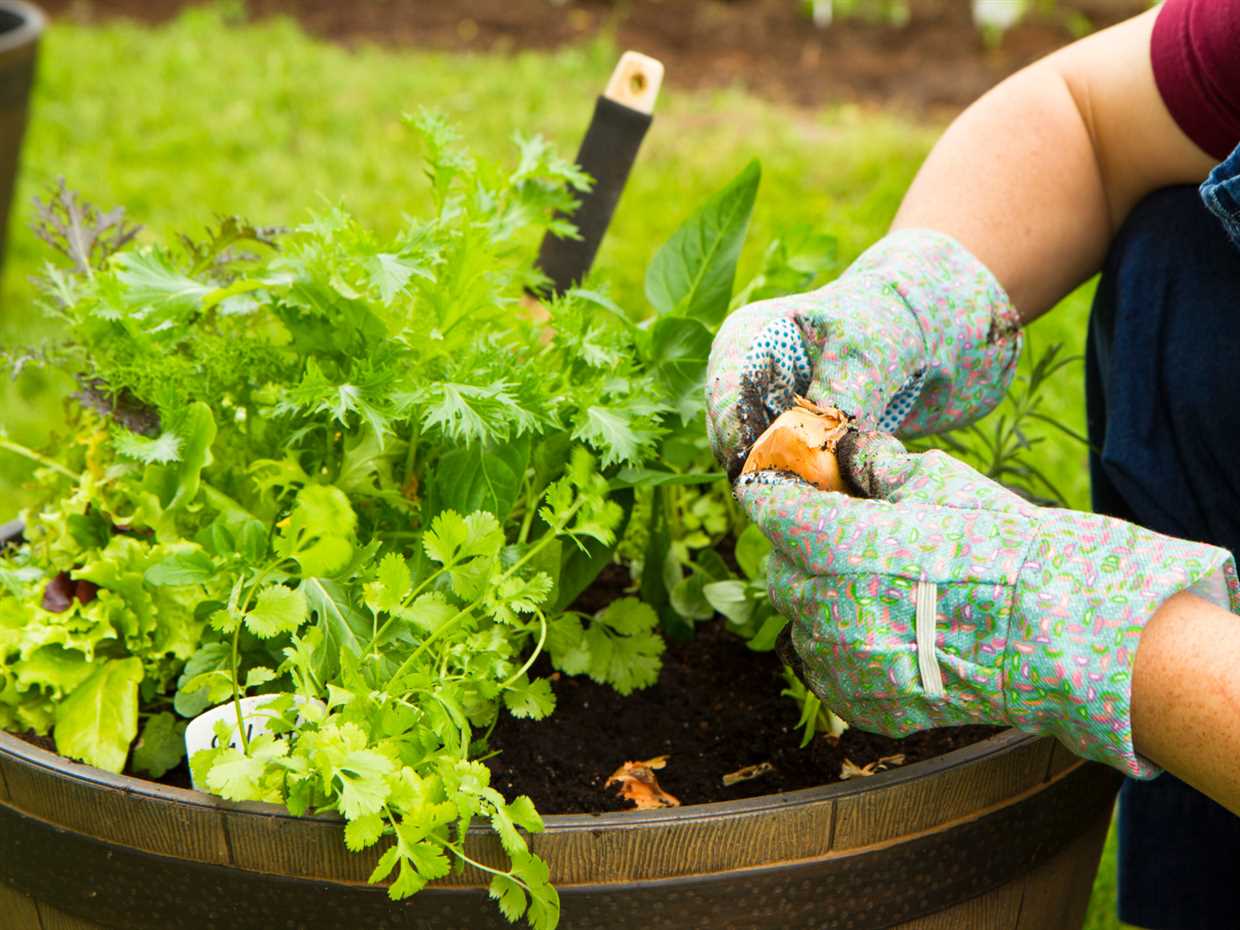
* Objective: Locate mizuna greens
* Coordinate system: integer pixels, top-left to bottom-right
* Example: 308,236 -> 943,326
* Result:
0,113 -> 833,928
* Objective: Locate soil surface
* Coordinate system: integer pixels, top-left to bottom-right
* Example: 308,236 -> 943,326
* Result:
12,620 -> 1000,811
41,0 -> 1143,113
488,621 -> 998,813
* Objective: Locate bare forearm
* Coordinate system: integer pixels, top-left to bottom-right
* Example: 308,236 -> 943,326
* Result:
892,9 -> 1215,321
1133,591 -> 1240,814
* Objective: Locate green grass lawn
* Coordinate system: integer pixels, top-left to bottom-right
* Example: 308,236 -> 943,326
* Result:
0,6 -> 1121,924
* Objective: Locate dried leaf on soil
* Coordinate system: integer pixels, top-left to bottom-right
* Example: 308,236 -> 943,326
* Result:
605,755 -> 681,810
721,761 -> 775,787
839,753 -> 906,781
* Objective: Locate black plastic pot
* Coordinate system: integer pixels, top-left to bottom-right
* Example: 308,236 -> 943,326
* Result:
0,1 -> 42,271
0,728 -> 1120,929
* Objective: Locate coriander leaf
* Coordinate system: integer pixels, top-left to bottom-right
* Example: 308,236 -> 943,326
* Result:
644,159 -> 760,327
245,585 -> 308,639
369,845 -> 401,885
546,615 -> 591,676
389,859 -> 427,900
502,676 -> 555,720
336,749 -> 395,819
132,711 -> 187,778
344,813 -> 386,852
364,552 -> 410,614
505,795 -> 543,834
397,592 -> 457,635
406,840 -> 451,881
244,666 -> 278,690
53,657 -> 144,774
489,873 -> 527,923
597,597 -> 659,636
205,734 -> 287,802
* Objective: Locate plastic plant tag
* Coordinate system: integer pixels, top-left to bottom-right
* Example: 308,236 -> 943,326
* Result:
184,694 -> 315,789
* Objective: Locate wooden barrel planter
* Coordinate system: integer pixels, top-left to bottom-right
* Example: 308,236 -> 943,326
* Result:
0,0 -> 41,269
0,727 -> 1119,930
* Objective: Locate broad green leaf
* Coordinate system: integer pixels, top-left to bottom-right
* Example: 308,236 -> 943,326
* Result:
168,402 -> 217,512
132,711 -> 187,778
245,585 -> 308,639
670,573 -> 713,623
279,484 -> 357,576
432,437 -> 529,524
303,577 -> 371,678
174,642 -> 231,717
649,316 -> 714,423
144,549 -> 216,586
14,645 -> 94,697
747,610 -> 789,652
610,467 -> 722,490
112,428 -> 182,465
53,657 -> 144,773
735,523 -> 772,581
644,160 -> 760,327
702,579 -> 753,625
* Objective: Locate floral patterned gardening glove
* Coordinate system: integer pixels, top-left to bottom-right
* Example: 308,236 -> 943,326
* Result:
736,431 -> 1240,778
706,229 -> 1023,481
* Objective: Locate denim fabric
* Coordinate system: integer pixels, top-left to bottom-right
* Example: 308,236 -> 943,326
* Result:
1200,143 -> 1240,251
1087,180 -> 1240,930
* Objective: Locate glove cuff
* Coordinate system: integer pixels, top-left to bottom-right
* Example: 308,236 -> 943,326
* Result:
1008,510 -> 1240,778
843,229 -> 1023,436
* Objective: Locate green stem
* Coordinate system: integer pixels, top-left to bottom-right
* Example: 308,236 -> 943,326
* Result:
383,500 -> 583,690
229,562 -> 280,754
435,837 -> 534,889
500,611 -> 547,690
0,438 -> 80,480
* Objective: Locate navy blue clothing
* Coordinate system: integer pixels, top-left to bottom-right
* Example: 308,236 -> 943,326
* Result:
1086,149 -> 1240,930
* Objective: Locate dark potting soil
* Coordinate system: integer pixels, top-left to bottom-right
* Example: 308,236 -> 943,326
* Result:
487,620 -> 999,814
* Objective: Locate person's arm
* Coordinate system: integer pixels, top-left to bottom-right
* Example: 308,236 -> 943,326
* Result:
892,7 -> 1216,320
1133,592 -> 1240,814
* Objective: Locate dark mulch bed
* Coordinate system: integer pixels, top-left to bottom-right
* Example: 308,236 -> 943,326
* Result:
41,0 -> 1141,112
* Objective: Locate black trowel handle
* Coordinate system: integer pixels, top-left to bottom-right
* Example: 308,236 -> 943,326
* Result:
536,51 -> 665,295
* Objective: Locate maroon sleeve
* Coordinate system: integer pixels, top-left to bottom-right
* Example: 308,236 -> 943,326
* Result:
1151,0 -> 1240,161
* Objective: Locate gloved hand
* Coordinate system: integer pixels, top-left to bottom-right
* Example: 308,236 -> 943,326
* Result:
737,431 -> 1240,778
706,229 -> 1023,480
